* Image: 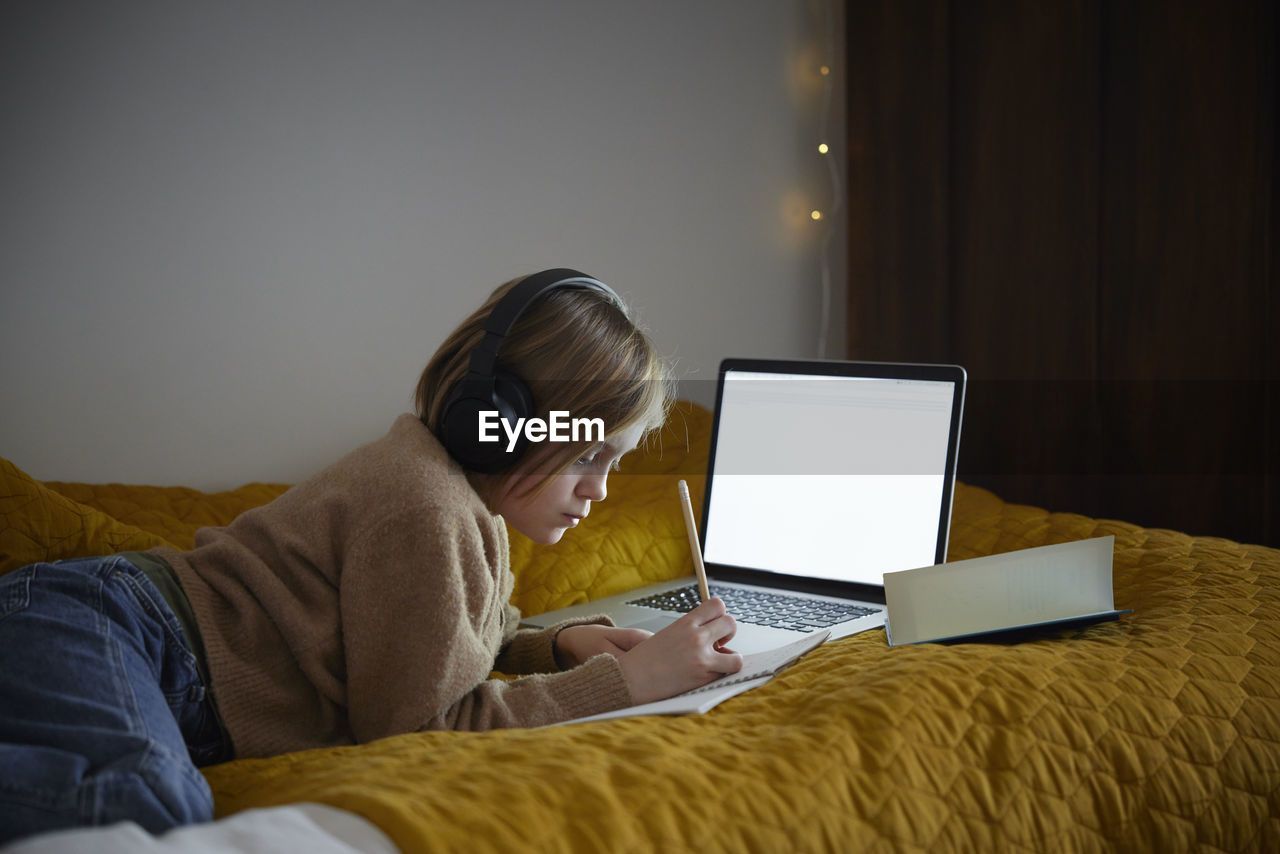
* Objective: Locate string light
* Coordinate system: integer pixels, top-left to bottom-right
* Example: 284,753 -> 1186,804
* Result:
783,0 -> 842,357
812,0 -> 843,360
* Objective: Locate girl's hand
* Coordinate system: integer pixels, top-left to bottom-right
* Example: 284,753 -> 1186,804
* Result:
555,624 -> 653,669
616,598 -> 743,704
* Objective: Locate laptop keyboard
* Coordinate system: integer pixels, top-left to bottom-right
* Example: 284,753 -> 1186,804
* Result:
626,584 -> 881,631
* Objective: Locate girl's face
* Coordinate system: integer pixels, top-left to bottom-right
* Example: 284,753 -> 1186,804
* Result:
495,424 -> 645,545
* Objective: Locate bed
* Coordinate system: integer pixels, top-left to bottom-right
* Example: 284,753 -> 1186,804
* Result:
2,401 -> 1278,852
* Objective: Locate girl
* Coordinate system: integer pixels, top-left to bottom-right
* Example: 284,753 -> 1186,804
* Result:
0,269 -> 742,844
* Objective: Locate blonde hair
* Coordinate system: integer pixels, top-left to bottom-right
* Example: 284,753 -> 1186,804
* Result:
415,274 -> 674,499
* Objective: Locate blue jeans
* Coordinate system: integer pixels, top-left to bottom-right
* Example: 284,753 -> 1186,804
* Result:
0,556 -> 231,845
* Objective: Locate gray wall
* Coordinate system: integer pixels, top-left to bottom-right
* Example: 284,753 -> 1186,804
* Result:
1,0 -> 845,489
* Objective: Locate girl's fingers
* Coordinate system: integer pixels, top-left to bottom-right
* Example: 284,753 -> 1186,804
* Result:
712,649 -> 744,674
693,616 -> 741,673
688,597 -> 728,624
701,613 -> 737,646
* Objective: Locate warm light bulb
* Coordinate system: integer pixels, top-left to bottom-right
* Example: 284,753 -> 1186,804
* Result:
811,210 -> 823,221
819,65 -> 830,76
818,143 -> 829,154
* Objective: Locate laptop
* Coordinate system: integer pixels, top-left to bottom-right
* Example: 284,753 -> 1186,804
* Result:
521,358 -> 967,654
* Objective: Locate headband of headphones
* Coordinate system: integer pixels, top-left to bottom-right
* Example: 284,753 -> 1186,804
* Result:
464,268 -> 619,379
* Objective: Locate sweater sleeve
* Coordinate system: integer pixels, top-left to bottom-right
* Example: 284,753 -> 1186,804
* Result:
339,507 -> 632,740
492,603 -> 616,675
423,652 -> 633,732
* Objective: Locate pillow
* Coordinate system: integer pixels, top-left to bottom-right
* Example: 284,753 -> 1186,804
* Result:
0,457 -> 170,576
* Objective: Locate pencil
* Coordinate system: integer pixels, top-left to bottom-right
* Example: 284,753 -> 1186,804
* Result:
677,479 -> 711,603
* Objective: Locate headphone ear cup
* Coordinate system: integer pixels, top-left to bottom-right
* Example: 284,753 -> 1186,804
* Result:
439,392 -> 492,472
490,368 -> 535,460
492,369 -> 534,420
439,370 -> 536,473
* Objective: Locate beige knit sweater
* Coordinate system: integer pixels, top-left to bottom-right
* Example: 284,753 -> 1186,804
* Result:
156,414 -> 633,758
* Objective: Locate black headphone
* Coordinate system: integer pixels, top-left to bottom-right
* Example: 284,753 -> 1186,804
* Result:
438,268 -> 621,473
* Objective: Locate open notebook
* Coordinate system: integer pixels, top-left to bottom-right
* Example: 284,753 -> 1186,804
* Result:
558,630 -> 829,725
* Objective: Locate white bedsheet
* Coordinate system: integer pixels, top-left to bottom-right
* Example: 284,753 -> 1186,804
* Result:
0,804 -> 399,854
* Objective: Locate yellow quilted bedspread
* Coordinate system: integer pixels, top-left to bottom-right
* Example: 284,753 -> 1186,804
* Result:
3,402 -> 1278,852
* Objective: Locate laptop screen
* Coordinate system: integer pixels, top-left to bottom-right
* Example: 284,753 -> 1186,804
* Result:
700,360 -> 965,590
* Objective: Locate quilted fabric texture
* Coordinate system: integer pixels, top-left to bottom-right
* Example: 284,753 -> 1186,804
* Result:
0,457 -> 169,571
41,479 -> 291,553
4,402 -> 1279,852
201,501 -> 1280,853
